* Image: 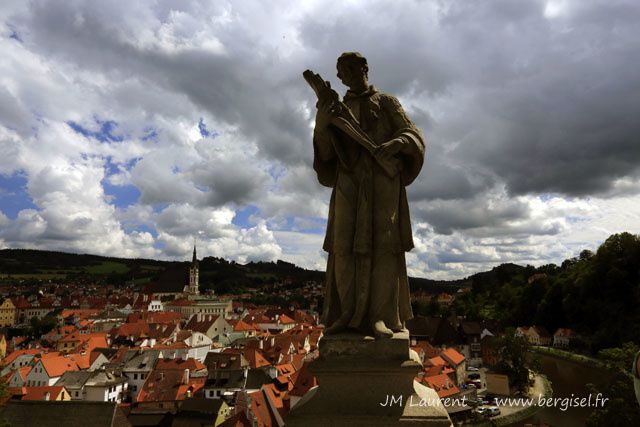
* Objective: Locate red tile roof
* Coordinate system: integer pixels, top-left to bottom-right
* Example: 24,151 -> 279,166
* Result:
441,348 -> 465,366
136,370 -> 205,402
423,373 -> 460,398
184,314 -> 219,334
428,356 -> 447,367
233,320 -> 258,332
248,389 -> 281,427
40,356 -> 80,378
3,349 -> 42,365
278,314 -> 296,325
154,358 -> 206,372
288,364 -> 317,397
22,385 -> 68,401
553,328 -> 577,338
243,349 -> 271,369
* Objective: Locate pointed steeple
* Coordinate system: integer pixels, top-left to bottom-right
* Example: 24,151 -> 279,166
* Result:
188,239 -> 199,296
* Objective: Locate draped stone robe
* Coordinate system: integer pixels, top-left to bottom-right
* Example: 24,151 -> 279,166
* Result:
313,85 -> 425,333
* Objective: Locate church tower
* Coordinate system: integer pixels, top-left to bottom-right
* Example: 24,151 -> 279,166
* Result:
188,244 -> 200,296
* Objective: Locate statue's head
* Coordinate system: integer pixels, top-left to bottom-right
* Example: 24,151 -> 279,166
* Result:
336,52 -> 369,90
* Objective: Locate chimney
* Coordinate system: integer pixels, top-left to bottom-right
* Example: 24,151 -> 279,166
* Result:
44,392 -> 50,401
183,369 -> 190,385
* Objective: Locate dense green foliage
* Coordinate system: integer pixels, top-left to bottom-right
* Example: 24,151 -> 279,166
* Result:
493,328 -> 539,392
28,314 -> 59,337
585,343 -> 640,427
0,249 -> 324,293
453,233 -> 640,353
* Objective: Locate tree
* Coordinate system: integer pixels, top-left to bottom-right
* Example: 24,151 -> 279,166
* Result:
28,315 -> 59,338
586,372 -> 640,427
597,342 -> 640,372
493,329 -> 534,393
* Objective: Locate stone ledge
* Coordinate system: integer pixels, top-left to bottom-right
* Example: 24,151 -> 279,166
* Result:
286,331 -> 452,426
318,330 -> 411,361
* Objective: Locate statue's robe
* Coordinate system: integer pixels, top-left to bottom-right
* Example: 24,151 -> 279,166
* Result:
313,86 -> 425,333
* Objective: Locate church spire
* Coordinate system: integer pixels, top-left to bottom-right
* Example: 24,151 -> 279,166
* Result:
188,239 -> 199,296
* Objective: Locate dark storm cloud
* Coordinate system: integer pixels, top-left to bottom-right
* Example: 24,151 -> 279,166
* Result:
413,197 -> 532,235
3,0 -> 640,277
19,1 -> 314,169
438,0 -> 640,197
298,0 -> 640,201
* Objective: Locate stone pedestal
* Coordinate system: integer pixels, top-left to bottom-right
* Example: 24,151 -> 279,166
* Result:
285,332 -> 452,426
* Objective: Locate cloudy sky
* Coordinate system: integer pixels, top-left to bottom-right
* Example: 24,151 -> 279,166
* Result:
1,0 -> 639,280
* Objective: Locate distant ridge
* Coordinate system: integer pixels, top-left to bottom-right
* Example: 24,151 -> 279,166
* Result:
0,248 -> 474,293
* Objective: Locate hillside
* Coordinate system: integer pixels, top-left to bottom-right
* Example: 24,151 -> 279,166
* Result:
0,248 -> 468,295
452,232 -> 640,351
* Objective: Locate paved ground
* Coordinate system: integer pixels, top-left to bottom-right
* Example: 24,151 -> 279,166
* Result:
490,375 -> 546,419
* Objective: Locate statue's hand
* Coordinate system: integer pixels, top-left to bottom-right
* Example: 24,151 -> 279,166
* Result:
315,97 -> 336,130
375,137 -> 406,160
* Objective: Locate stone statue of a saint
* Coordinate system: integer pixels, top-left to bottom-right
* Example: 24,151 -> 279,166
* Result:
309,52 -> 426,339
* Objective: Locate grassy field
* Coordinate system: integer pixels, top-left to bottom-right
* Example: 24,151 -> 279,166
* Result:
84,261 -> 130,274
0,273 -> 67,280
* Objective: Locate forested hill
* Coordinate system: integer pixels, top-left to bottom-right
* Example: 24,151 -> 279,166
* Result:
0,249 -> 320,293
452,232 -> 640,352
0,249 -> 464,294
3,231 -> 639,351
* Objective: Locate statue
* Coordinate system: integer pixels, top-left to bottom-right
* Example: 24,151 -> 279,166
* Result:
305,52 -> 426,339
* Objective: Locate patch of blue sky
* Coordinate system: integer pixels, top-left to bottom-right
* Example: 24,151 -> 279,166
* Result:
539,193 -> 558,202
104,156 -> 140,175
198,118 -> 210,137
67,118 -> 125,143
102,157 -> 142,208
6,23 -> 22,43
294,217 -> 327,235
232,205 -> 260,228
272,215 -> 326,235
152,204 -> 170,214
141,127 -> 158,142
198,118 -> 218,138
9,30 -> 22,42
566,216 -> 585,224
126,223 -> 158,239
266,164 -> 287,183
103,181 -> 140,208
0,172 -> 38,219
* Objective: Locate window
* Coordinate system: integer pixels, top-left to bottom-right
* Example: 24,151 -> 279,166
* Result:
133,374 -> 137,380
